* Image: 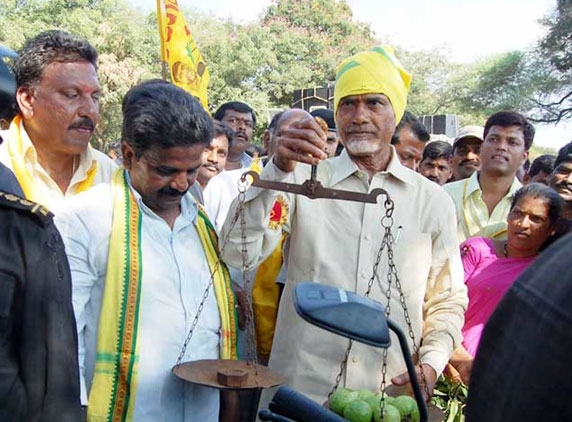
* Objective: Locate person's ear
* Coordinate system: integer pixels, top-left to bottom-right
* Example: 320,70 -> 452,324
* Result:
121,142 -> 134,170
521,150 -> 529,166
16,86 -> 35,119
262,130 -> 270,151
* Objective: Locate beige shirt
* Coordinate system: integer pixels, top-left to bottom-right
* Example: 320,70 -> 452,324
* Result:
443,172 -> 522,243
220,149 -> 467,403
0,120 -> 116,213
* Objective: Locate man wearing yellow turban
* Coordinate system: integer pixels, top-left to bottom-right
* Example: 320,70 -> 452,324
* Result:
221,46 -> 468,406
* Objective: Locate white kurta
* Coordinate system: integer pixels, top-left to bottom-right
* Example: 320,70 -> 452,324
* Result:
56,179 -> 221,422
220,148 -> 468,404
203,168 -> 246,232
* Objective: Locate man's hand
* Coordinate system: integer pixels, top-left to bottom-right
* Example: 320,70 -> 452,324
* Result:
273,118 -> 328,173
446,346 -> 473,385
391,363 -> 437,402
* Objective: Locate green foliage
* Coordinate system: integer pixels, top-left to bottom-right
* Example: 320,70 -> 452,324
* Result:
257,0 -> 377,107
529,0 -> 572,123
431,376 -> 468,422
530,143 -> 558,161
1,0 -> 569,148
453,51 -> 536,120
0,0 -> 160,149
397,48 -> 466,117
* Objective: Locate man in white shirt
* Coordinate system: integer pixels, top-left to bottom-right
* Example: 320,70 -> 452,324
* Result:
213,101 -> 256,170
220,46 -> 467,405
197,120 -> 233,190
0,30 -> 116,213
443,111 -> 533,242
56,81 -> 237,422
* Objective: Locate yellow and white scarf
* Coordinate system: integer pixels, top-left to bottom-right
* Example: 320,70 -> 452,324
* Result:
6,114 -> 97,206
87,169 -> 237,421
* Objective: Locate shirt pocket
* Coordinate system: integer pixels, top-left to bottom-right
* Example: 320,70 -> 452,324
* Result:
391,232 -> 432,296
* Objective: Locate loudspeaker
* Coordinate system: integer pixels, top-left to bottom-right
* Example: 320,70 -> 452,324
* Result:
420,114 -> 460,137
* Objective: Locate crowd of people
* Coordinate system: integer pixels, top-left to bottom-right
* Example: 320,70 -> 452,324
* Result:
1,29 -> 571,422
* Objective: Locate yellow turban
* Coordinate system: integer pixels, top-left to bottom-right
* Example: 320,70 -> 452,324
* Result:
334,46 -> 411,123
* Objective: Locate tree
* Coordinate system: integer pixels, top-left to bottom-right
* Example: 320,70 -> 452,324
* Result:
529,0 -> 572,123
452,51 -> 538,121
0,0 -> 160,148
256,0 -> 377,107
397,48 -> 467,118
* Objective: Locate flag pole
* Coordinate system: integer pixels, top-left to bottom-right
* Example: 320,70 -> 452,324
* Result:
156,0 -> 168,81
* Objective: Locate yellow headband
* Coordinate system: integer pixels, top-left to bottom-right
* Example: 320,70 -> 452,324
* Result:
334,46 -> 411,123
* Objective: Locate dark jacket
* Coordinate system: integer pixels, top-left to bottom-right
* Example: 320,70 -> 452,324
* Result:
0,161 -> 24,197
0,191 -> 82,422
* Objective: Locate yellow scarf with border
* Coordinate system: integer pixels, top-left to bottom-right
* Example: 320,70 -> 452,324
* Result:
247,158 -> 287,361
87,169 -> 237,421
6,114 -> 97,206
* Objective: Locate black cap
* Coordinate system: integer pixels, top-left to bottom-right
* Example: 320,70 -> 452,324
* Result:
310,108 -> 335,131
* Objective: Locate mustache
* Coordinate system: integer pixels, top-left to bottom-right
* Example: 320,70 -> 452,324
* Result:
554,181 -> 572,190
69,118 -> 95,131
159,187 -> 187,197
460,159 -> 479,167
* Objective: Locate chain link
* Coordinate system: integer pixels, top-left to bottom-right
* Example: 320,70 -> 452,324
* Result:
330,194 -> 431,415
176,276 -> 214,366
385,231 -> 430,399
175,176 -> 254,368
238,186 -> 261,383
328,339 -> 354,399
329,198 -> 392,400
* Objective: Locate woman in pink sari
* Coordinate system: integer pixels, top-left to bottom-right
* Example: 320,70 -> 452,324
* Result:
448,183 -> 562,384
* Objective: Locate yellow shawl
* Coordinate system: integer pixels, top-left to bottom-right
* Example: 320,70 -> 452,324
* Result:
6,114 -> 97,207
88,169 -> 237,421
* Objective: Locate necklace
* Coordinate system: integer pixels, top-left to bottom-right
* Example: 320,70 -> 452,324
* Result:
503,241 -> 508,258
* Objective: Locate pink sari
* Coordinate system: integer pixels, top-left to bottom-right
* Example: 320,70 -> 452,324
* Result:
460,237 -> 535,357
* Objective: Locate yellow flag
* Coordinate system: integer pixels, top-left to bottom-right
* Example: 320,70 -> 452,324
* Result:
157,0 -> 210,109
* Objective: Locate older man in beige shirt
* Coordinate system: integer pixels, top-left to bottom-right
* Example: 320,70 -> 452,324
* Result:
221,46 -> 467,405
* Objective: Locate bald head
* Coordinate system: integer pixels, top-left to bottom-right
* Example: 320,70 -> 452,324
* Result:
267,109 -> 313,157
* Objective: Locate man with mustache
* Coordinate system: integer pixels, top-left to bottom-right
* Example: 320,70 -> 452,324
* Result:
221,46 -> 467,406
214,101 -> 257,170
451,126 -> 484,182
547,142 -> 572,229
55,81 -> 237,421
444,111 -> 534,242
418,140 -> 453,185
390,110 -> 430,171
0,30 -> 116,212
197,120 -> 233,190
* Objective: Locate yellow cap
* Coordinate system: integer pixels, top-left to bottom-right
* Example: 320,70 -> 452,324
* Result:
334,46 -> 411,123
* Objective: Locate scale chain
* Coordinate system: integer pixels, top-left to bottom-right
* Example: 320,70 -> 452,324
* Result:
175,182 -> 247,367
238,185 -> 261,383
328,198 -> 392,399
329,195 -> 430,419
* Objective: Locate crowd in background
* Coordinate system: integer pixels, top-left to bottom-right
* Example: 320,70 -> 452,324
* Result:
2,29 -> 572,422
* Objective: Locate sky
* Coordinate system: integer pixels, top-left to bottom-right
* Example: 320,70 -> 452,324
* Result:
140,0 -> 570,150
